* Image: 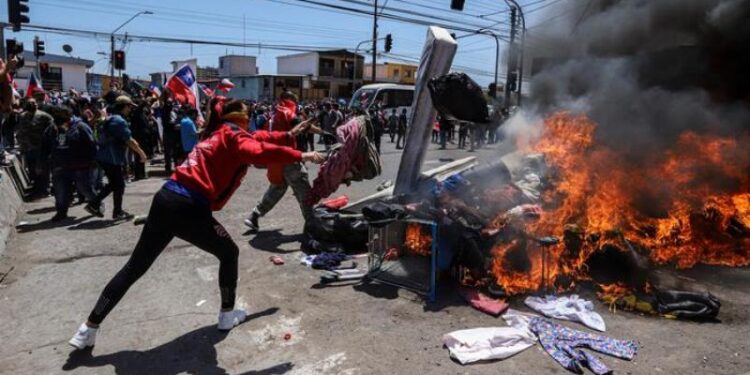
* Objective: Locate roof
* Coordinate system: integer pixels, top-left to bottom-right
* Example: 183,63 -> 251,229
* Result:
220,55 -> 257,59
277,49 -> 365,59
22,51 -> 94,67
358,83 -> 414,90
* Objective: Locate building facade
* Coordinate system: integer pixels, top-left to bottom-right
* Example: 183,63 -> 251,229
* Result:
15,52 -> 93,93
363,62 -> 418,85
219,55 -> 258,77
277,49 -> 364,100
225,75 -> 304,102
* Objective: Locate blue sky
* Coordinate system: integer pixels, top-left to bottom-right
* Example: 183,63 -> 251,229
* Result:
2,0 -> 560,86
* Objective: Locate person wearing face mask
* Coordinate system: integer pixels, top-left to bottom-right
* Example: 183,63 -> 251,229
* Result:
244,91 -> 321,232
68,99 -> 324,350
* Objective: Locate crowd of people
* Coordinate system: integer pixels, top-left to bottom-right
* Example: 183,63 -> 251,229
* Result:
0,53 -> 509,351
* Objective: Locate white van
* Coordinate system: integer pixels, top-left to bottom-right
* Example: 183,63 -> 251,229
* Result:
349,83 -> 415,117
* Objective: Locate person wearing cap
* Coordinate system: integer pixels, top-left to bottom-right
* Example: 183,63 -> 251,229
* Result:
86,95 -> 147,220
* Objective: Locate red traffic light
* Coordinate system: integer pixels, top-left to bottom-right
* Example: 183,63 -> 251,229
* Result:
113,50 -> 126,70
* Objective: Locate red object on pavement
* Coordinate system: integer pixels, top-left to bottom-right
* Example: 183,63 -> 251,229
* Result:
459,287 -> 509,316
270,256 -> 285,265
320,196 -> 349,210
284,333 -> 292,341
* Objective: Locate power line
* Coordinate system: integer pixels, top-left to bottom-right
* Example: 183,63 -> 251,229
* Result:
277,0 -> 512,37
23,24 -> 355,53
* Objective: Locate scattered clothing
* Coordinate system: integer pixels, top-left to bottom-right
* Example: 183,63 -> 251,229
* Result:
442,326 -> 536,365
525,295 -> 606,332
502,308 -> 541,335
269,256 -> 285,265
514,172 -> 542,202
459,287 -> 509,316
529,317 -> 638,375
655,290 -> 721,320
311,252 -> 349,271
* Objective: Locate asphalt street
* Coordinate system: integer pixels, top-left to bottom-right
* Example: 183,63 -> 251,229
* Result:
0,138 -> 748,375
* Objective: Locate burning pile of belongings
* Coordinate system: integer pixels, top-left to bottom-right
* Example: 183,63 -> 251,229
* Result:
299,71 -> 748,373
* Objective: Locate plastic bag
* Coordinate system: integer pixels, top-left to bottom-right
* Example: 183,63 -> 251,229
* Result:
428,72 -> 489,123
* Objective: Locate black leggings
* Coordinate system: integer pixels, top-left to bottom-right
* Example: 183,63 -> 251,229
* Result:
95,163 -> 126,213
88,187 -> 239,324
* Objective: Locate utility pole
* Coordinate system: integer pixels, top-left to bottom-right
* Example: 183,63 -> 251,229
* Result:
371,0 -> 378,83
503,5 -> 517,110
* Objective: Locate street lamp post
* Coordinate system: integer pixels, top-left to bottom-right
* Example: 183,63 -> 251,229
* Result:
110,10 -> 153,81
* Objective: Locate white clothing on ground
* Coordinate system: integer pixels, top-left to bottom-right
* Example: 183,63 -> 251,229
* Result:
442,326 -> 536,364
524,294 -> 606,331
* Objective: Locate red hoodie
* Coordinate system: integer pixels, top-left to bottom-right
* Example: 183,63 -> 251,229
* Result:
266,99 -> 299,185
172,122 -> 302,211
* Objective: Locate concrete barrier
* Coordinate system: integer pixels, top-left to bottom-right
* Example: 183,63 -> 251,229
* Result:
0,166 -> 23,255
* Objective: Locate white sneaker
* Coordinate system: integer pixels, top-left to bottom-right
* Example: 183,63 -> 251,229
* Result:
217,309 -> 247,331
69,323 -> 97,349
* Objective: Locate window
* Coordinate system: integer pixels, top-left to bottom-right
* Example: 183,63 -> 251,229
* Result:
319,58 -> 335,76
219,59 -> 224,69
405,70 -> 411,78
241,79 -> 246,88
393,69 -> 400,79
42,67 -> 63,91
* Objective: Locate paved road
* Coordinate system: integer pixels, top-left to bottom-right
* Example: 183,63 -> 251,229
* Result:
0,138 -> 748,374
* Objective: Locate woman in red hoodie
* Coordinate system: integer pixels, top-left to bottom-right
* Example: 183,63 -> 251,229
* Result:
69,99 -> 324,350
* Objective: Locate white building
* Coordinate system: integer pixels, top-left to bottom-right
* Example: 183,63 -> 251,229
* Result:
15,52 -> 94,93
219,55 -> 258,77
277,49 -> 364,100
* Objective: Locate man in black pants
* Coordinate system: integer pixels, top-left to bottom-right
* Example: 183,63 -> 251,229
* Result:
87,96 -> 147,220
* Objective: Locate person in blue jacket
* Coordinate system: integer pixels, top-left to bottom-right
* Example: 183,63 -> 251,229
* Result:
180,106 -> 199,154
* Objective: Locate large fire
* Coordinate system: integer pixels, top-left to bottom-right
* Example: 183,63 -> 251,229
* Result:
490,112 -> 750,294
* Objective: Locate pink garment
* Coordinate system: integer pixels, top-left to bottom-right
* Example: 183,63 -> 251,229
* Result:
460,287 -> 509,316
306,117 -> 363,205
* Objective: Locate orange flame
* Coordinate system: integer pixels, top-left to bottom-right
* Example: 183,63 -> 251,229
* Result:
489,112 -> 750,295
404,223 -> 432,256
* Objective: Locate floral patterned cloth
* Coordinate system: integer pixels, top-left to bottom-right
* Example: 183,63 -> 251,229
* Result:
529,317 -> 638,375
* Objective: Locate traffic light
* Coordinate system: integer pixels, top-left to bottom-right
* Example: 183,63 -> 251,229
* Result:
113,50 -> 126,70
33,37 -> 45,58
450,0 -> 465,11
8,0 -> 30,32
39,62 -> 49,76
384,34 -> 392,53
507,72 -> 518,92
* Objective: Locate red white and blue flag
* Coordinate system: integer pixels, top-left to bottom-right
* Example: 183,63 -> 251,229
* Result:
148,82 -> 161,97
199,83 -> 214,97
217,78 -> 235,93
165,64 -> 198,108
26,73 -> 44,98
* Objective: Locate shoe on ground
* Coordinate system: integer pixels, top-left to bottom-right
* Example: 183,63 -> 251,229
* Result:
112,210 -> 134,221
243,210 -> 260,232
218,308 -> 247,331
69,323 -> 97,350
85,202 -> 104,218
50,213 -> 69,222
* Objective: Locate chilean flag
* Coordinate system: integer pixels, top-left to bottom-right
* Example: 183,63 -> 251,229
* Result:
165,64 -> 198,107
26,73 -> 44,98
148,82 -> 161,97
216,78 -> 235,93
199,83 -> 214,97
